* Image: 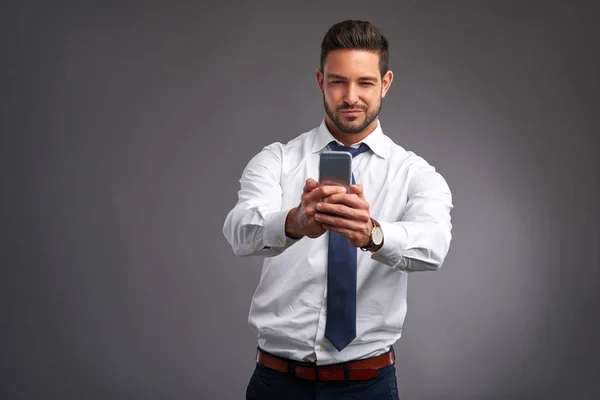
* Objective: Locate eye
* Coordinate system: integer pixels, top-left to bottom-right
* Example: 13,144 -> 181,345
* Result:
329,80 -> 343,84
360,82 -> 375,87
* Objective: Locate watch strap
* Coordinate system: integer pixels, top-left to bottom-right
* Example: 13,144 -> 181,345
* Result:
360,218 -> 381,252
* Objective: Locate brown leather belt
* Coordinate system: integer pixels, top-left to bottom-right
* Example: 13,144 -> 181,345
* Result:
256,348 -> 395,381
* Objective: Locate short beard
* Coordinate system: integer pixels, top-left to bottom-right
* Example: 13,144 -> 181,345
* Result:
323,97 -> 382,134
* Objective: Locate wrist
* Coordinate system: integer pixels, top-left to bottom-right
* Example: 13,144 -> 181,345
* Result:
361,218 -> 384,252
285,207 -> 303,239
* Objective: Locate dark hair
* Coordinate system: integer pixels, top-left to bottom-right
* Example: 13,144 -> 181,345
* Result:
320,20 -> 389,77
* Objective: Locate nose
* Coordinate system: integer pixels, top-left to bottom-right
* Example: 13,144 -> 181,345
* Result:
343,84 -> 359,106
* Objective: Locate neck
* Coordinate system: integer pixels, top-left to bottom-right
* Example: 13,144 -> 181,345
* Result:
325,117 -> 378,146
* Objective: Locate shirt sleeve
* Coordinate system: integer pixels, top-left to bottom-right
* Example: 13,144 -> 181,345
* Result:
222,143 -> 301,257
371,163 -> 453,272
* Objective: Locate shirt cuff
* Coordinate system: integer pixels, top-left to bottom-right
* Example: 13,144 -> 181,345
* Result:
262,208 -> 300,248
371,220 -> 409,269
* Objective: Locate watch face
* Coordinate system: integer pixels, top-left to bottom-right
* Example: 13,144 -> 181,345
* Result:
372,226 -> 383,245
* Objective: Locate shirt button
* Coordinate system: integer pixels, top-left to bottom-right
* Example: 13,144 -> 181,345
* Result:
319,346 -> 324,352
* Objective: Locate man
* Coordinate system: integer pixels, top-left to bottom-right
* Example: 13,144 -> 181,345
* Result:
223,20 -> 453,400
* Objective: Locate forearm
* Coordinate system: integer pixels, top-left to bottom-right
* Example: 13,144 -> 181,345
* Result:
371,219 -> 452,272
223,143 -> 303,257
370,167 -> 453,272
223,207 -> 300,257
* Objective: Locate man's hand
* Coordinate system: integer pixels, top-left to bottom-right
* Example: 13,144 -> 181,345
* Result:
285,178 -> 348,239
313,183 -> 373,248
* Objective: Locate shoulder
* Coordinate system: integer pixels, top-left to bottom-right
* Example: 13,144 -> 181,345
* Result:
381,133 -> 450,190
253,126 -> 318,158
379,134 -> 430,170
245,126 -> 318,168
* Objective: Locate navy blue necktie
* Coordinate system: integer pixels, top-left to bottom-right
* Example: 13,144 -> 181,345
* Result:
324,141 -> 370,351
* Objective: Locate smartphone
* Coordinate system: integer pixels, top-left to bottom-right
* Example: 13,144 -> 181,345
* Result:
319,151 -> 353,192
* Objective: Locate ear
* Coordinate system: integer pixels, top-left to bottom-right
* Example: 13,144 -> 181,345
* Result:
381,70 -> 394,98
316,69 -> 324,94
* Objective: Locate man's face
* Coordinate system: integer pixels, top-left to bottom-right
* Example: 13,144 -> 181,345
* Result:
317,49 -> 393,135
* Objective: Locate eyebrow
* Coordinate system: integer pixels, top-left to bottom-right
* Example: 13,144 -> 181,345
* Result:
326,74 -> 379,82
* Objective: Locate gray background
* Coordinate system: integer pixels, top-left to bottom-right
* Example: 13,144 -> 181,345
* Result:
2,1 -> 599,399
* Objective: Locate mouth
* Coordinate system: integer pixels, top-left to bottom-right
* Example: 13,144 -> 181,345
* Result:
340,110 -> 364,116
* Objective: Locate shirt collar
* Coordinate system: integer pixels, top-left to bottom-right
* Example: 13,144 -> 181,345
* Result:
311,118 -> 389,159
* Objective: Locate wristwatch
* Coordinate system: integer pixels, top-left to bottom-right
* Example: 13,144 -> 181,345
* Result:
360,218 -> 384,252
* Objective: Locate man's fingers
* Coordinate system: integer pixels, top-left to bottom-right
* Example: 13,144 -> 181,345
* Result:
304,178 -> 319,193
305,184 -> 346,203
323,192 -> 368,211
315,208 -> 370,226
350,184 -> 366,200
317,185 -> 348,198
320,223 -> 365,246
315,204 -> 370,223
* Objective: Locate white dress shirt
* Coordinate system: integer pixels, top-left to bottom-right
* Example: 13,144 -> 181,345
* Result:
223,119 -> 453,365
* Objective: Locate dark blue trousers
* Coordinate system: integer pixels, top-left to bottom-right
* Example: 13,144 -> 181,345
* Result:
246,362 -> 400,399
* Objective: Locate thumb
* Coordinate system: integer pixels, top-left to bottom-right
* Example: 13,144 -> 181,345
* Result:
304,178 -> 319,193
350,183 -> 365,199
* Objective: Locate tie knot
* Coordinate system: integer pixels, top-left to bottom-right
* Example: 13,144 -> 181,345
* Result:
328,141 -> 370,158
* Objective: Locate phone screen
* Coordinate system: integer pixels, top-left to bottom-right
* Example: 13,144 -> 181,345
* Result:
319,151 -> 352,190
